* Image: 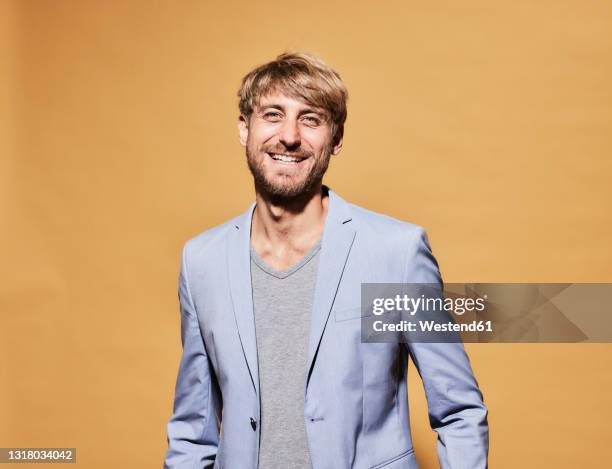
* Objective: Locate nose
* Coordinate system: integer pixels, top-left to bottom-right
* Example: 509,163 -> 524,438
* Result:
278,118 -> 301,149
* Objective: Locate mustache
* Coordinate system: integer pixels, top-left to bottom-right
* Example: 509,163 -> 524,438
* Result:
263,147 -> 314,159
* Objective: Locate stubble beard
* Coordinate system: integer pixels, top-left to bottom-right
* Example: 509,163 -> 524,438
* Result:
246,144 -> 332,202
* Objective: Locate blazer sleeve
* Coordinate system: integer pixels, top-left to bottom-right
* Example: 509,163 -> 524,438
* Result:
164,244 -> 221,469
403,227 -> 489,469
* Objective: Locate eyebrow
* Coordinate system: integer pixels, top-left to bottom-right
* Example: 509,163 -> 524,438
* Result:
259,103 -> 326,117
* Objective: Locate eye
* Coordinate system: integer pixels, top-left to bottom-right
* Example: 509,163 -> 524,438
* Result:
263,111 -> 282,121
302,115 -> 321,125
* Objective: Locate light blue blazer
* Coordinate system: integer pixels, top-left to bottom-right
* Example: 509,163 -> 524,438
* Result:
164,188 -> 488,469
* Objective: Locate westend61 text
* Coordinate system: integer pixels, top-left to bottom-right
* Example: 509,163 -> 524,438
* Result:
372,320 -> 493,333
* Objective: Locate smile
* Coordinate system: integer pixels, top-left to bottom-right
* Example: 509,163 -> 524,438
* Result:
267,153 -> 307,164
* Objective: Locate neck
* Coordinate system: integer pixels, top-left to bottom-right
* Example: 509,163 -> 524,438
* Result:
250,183 -> 329,261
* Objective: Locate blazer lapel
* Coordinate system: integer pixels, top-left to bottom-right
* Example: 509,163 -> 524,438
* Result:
227,201 -> 259,395
306,188 -> 356,386
226,188 -> 356,395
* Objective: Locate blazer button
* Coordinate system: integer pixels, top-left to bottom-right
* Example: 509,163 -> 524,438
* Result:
250,417 -> 257,431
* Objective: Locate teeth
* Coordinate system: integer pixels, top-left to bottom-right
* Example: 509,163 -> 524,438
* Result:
269,153 -> 302,163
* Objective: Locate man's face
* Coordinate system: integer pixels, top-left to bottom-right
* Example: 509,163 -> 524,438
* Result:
238,91 -> 343,200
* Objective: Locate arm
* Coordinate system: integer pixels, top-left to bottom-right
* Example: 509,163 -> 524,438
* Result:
403,228 -> 489,469
164,245 -> 221,469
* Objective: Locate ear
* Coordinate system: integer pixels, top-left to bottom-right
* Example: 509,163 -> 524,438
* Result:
238,115 -> 249,146
331,124 -> 344,155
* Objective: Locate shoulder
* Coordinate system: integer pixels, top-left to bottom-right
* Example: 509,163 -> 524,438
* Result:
344,199 -> 440,282
180,210 -> 245,267
347,201 -> 428,246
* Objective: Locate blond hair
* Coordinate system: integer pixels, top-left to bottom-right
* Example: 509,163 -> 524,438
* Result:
238,52 -> 348,136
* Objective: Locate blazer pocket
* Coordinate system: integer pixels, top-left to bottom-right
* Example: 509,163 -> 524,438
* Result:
334,306 -> 370,322
369,448 -> 416,469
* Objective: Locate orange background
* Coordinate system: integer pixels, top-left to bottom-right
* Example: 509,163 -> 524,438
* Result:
2,1 -> 611,467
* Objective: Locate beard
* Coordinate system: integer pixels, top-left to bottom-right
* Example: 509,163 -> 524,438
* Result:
246,143 -> 332,201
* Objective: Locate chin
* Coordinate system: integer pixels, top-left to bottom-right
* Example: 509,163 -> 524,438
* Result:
258,177 -> 311,199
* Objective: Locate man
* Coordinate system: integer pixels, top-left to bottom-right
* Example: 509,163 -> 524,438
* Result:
164,52 -> 488,469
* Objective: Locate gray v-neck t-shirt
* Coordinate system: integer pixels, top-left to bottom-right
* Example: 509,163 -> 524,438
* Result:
250,239 -> 322,469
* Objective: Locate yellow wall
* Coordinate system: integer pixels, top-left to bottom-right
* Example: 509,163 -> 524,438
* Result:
2,1 -> 611,467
